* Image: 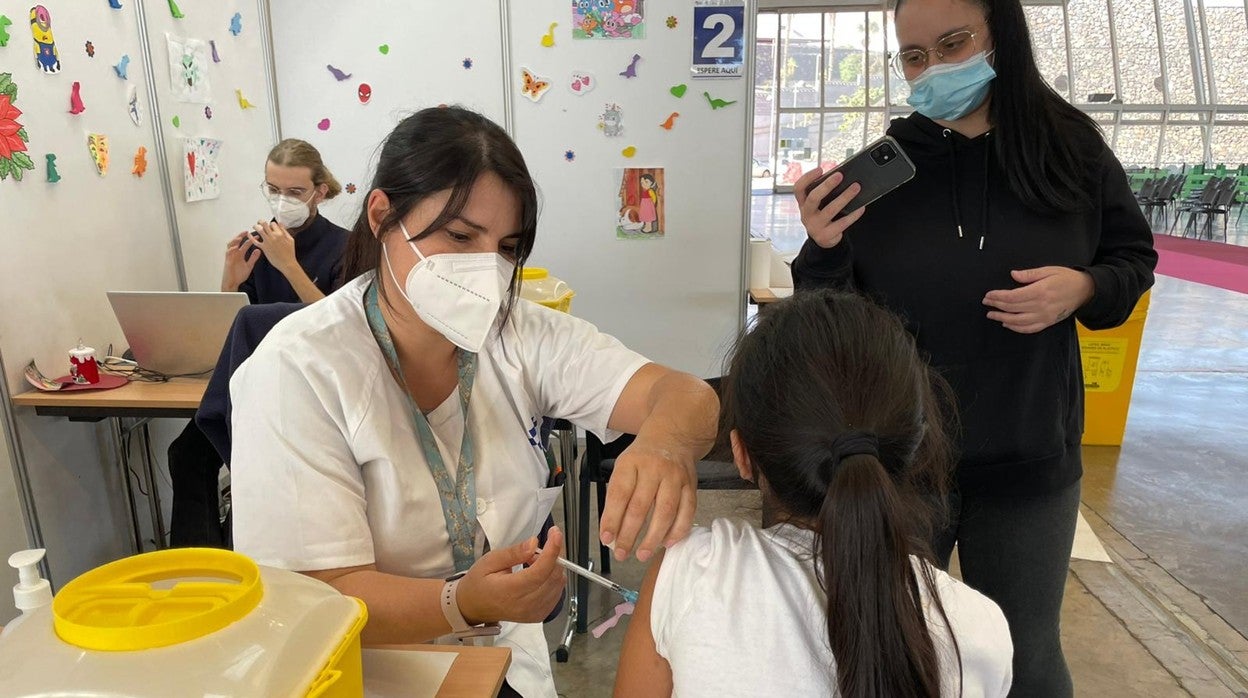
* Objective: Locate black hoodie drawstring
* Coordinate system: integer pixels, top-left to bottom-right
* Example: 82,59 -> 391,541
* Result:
981,132 -> 990,251
944,129 -> 964,239
944,127 -> 990,250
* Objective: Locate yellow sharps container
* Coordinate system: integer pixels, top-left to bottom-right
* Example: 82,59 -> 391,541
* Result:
0,547 -> 367,697
1078,290 -> 1152,446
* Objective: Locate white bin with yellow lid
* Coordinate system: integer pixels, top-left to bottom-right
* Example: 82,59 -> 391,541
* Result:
519,267 -> 574,313
0,547 -> 367,697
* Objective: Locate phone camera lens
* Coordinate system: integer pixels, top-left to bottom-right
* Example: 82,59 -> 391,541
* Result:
869,143 -> 898,166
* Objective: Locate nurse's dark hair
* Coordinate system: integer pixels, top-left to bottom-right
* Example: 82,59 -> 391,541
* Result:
894,0 -> 1103,214
339,106 -> 538,318
720,289 -> 961,698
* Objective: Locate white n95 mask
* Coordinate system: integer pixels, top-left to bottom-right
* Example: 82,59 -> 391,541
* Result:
268,193 -> 312,228
384,221 -> 514,353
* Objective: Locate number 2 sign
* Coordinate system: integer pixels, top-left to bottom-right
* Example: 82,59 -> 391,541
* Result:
692,0 -> 745,79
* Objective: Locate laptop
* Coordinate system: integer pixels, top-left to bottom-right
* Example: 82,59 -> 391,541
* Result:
107,291 -> 249,376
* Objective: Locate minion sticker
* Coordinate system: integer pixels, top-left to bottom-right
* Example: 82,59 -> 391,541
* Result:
30,5 -> 60,74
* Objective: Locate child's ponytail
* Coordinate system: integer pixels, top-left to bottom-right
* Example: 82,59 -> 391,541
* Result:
817,433 -> 941,698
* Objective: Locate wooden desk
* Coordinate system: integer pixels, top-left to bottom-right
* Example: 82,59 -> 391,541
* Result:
10,378 -> 209,552
10,378 -> 207,420
381,645 -> 512,697
749,287 -> 792,305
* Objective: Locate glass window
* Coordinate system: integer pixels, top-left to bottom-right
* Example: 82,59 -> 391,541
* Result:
1068,0 -> 1117,103
1156,0 -> 1198,103
822,113 -> 866,168
1211,124 -> 1248,166
868,111 -> 889,142
779,13 -> 823,109
754,15 -> 779,166
1110,0 -> 1164,104
1085,111 -> 1121,124
777,112 -> 821,184
756,2 -> 1248,180
1121,111 -> 1165,123
1167,111 -> 1208,123
1025,6 -> 1071,100
1159,124 -> 1207,166
865,12 -> 888,108
824,12 -> 865,108
1116,125 -> 1162,167
885,13 -> 911,107
1204,0 -> 1248,105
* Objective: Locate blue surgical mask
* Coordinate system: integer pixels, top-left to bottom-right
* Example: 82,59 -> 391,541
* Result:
906,50 -> 996,122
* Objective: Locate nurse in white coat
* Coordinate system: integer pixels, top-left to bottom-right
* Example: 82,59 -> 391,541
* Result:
229,107 -> 718,698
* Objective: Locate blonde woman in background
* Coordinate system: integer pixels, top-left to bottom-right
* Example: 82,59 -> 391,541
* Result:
222,138 -> 350,304
171,139 -> 349,548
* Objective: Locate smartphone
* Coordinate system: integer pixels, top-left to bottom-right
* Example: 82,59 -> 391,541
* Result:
806,135 -> 916,219
239,229 -> 263,261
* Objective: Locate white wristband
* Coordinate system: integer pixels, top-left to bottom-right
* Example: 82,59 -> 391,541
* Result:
440,576 -> 500,640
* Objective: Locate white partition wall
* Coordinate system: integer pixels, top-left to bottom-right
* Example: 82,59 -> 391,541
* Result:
142,0 -> 282,292
269,0 -> 752,377
269,0 -> 509,230
0,0 -> 277,590
0,0 -> 182,589
507,0 -> 751,376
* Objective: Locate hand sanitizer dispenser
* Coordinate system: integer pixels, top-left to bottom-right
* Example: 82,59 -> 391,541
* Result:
2,549 -> 52,638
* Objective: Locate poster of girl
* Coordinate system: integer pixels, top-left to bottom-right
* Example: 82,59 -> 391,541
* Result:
616,167 -> 664,239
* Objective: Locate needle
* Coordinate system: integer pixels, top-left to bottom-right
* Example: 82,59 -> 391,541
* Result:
536,549 -> 639,604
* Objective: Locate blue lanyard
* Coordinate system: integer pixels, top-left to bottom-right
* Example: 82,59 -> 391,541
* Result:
364,281 -> 480,572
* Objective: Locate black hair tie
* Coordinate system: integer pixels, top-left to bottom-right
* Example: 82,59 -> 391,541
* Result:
828,430 -> 880,464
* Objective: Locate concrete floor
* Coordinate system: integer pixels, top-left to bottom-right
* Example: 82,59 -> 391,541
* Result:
541,274 -> 1248,697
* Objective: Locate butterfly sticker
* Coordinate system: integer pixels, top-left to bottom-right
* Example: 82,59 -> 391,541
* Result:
520,67 -> 551,103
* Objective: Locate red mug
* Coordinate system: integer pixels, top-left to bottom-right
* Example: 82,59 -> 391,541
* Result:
69,345 -> 100,385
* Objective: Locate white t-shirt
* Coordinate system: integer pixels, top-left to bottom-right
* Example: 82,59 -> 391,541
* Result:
651,519 -> 1014,698
230,274 -> 649,698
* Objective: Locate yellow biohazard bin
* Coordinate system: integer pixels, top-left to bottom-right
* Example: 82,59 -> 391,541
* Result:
1077,290 -> 1151,446
0,548 -> 367,698
520,267 -> 575,313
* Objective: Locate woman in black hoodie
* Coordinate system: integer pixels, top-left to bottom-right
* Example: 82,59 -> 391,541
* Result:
791,0 -> 1156,695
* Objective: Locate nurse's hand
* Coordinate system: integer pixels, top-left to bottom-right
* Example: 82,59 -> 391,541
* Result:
600,442 -> 697,564
221,232 -> 260,292
983,267 -> 1096,334
795,167 -> 866,249
250,221 -> 299,276
457,528 -> 566,625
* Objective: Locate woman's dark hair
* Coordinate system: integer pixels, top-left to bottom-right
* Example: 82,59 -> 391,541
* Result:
896,0 -> 1103,214
721,290 -> 959,698
339,106 -> 538,318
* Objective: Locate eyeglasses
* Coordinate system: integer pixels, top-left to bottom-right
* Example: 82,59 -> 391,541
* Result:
259,181 -> 314,200
890,27 -> 984,80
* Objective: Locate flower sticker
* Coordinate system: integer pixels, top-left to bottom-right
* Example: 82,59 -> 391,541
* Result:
0,73 -> 35,181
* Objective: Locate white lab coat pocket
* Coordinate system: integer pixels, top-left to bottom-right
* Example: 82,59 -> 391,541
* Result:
477,485 -> 563,551
534,485 -> 563,537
